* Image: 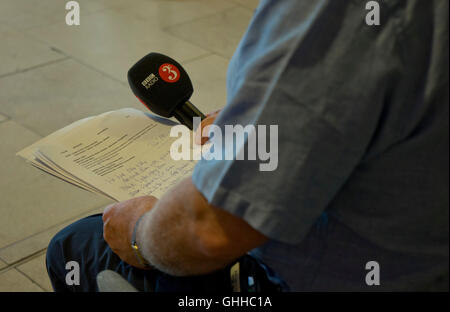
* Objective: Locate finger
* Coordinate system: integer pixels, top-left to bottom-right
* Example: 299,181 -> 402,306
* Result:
103,222 -> 110,242
200,124 -> 213,145
143,195 -> 159,208
194,115 -> 212,134
102,203 -> 115,221
194,116 -> 216,145
110,247 -> 121,255
206,109 -> 221,117
195,113 -> 217,133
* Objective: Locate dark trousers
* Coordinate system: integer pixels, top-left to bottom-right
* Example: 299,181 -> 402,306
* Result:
46,214 -> 235,292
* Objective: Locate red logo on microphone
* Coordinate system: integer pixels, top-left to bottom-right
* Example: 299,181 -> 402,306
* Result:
158,63 -> 180,83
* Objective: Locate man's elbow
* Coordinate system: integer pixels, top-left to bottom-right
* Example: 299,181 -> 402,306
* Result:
192,213 -> 268,263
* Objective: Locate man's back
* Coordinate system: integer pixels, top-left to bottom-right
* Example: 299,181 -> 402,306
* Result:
333,0 -> 449,288
194,0 -> 448,291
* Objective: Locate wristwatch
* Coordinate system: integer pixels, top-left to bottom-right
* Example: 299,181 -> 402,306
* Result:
131,214 -> 151,268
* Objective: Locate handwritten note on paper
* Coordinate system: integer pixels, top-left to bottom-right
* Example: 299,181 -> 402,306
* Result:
38,109 -> 196,201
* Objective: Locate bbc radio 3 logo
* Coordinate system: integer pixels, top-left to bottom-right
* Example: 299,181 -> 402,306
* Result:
159,63 -> 180,83
141,63 -> 180,90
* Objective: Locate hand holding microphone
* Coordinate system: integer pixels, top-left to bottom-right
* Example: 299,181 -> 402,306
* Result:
128,53 -> 206,130
194,109 -> 221,145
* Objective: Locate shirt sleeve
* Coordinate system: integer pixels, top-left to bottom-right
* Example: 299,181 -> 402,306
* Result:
192,0 -> 401,244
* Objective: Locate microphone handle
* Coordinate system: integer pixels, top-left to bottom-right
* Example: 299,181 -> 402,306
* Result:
173,100 -> 206,130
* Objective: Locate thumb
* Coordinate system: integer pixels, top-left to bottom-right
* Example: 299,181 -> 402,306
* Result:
194,114 -> 218,146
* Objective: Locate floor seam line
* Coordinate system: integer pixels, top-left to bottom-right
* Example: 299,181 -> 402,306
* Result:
15,267 -> 48,292
0,57 -> 69,79
0,204 -> 108,253
182,53 -> 215,64
0,248 -> 47,274
161,5 -> 240,31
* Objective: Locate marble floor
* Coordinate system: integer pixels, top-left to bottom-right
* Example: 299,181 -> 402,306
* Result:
0,0 -> 259,292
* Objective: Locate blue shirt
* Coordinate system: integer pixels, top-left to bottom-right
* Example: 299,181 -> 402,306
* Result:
192,0 -> 449,291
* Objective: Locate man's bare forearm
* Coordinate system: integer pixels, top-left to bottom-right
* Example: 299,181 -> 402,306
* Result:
136,177 -> 236,275
136,177 -> 267,276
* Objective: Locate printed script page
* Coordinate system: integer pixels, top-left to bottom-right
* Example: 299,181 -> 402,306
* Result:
37,108 -> 196,201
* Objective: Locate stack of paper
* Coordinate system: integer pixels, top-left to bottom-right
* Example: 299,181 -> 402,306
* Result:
17,108 -> 196,202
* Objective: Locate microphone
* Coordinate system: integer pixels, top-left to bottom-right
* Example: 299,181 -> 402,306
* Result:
127,52 -> 206,130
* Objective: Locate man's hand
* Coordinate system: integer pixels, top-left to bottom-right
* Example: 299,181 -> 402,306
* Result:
102,196 -> 158,269
195,109 -> 221,145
